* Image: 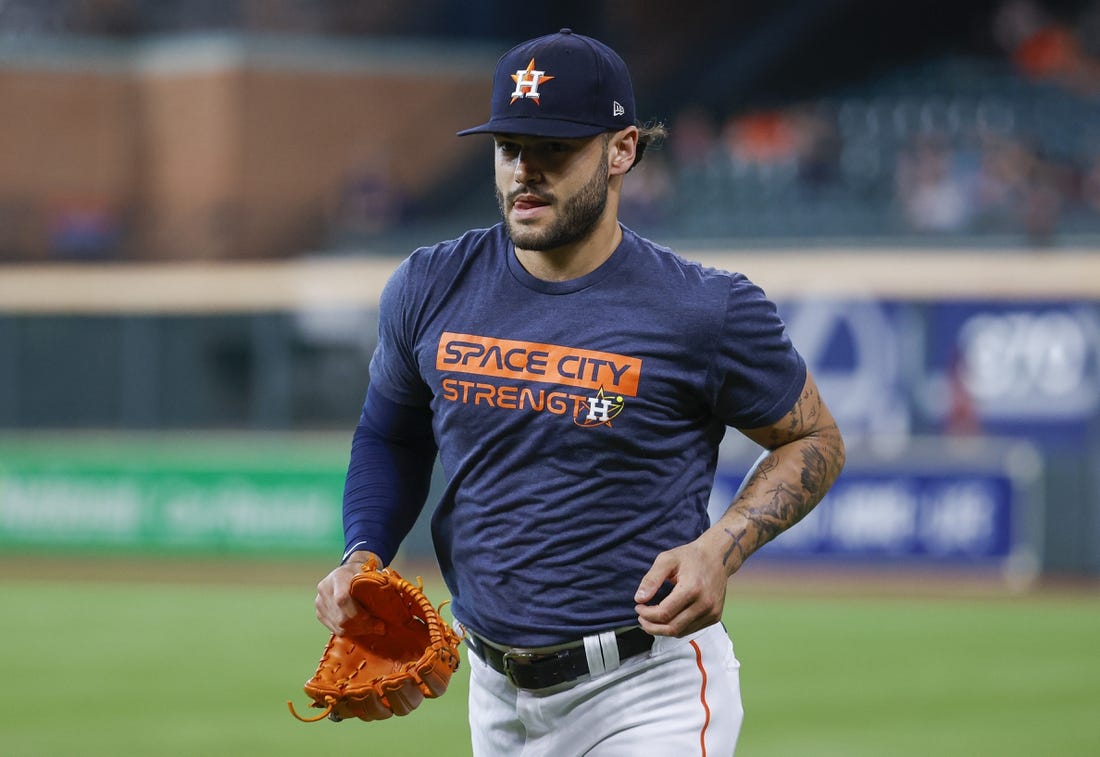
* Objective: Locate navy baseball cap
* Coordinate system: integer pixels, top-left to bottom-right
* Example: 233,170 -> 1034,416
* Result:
457,28 -> 636,138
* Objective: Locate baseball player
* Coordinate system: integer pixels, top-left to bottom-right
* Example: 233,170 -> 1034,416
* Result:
314,29 -> 845,755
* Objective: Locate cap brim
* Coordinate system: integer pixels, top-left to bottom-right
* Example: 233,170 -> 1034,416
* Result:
457,117 -> 609,138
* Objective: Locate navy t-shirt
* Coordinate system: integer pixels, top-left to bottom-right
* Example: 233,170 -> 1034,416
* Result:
366,223 -> 805,646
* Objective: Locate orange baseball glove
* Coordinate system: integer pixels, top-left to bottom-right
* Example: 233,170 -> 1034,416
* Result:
288,558 -> 462,723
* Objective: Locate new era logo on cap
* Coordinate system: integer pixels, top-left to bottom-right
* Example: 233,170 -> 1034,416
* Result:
458,28 -> 636,139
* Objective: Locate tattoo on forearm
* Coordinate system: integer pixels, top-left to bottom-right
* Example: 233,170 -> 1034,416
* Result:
722,527 -> 745,565
729,430 -> 841,560
722,381 -> 844,569
765,385 -> 822,448
800,442 -> 831,496
755,455 -> 779,480
744,481 -> 804,550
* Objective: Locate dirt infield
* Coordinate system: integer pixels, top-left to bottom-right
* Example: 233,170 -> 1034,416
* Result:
0,551 -> 333,587
3,550 -> 1097,600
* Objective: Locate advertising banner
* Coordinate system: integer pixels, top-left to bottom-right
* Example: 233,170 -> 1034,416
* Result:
778,298 -> 1100,441
913,301 -> 1100,441
715,469 -> 1016,564
0,438 -> 346,555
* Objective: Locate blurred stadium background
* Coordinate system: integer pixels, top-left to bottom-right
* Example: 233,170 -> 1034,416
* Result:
2,0 -> 1098,580
1,1 -> 1099,755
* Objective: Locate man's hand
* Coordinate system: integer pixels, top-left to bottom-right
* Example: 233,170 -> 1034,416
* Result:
291,555 -> 462,723
633,533 -> 730,637
314,550 -> 382,635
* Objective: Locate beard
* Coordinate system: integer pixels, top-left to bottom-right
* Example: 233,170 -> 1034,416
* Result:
497,152 -> 610,252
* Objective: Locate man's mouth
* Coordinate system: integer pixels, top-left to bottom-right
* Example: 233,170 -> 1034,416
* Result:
511,193 -> 550,213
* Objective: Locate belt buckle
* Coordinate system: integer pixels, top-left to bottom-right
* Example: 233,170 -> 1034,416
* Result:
501,648 -> 540,686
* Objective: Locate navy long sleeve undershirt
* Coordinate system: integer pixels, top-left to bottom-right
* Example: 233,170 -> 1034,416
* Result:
341,384 -> 437,565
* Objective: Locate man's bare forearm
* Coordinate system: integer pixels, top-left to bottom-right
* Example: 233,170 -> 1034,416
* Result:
710,378 -> 846,575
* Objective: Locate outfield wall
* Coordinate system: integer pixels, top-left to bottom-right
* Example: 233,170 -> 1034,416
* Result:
0,249 -> 1097,575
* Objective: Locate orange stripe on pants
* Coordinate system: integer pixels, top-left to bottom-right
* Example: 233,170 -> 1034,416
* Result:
690,639 -> 711,756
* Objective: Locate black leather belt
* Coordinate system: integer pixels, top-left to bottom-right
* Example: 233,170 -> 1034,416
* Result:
465,627 -> 654,691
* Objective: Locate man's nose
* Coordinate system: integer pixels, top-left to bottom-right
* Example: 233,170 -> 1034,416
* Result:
513,151 -> 542,182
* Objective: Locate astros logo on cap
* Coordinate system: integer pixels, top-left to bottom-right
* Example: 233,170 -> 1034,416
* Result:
509,58 -> 555,105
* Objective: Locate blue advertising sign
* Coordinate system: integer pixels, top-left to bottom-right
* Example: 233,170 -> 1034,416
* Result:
777,298 -> 1100,441
914,302 -> 1100,439
727,470 -> 1017,564
778,298 -> 913,437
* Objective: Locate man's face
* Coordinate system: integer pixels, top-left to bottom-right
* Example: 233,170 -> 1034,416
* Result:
493,134 -> 610,252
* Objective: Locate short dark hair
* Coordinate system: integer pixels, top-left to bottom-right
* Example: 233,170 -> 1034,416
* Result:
632,121 -> 668,171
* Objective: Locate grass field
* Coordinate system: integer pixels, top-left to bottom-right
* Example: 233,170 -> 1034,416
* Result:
1,555 -> 1098,756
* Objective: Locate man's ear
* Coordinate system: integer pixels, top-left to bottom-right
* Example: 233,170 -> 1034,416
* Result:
608,127 -> 639,176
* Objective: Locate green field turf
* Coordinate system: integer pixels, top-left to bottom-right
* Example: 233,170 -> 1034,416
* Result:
1,565 -> 1098,756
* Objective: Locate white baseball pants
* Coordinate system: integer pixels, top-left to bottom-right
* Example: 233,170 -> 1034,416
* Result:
467,622 -> 743,756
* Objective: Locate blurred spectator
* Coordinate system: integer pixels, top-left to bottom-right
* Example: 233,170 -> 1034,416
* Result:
946,348 -> 982,436
973,133 -> 1034,229
722,110 -> 799,167
716,105 -> 844,201
668,106 -> 721,171
1083,152 -> 1100,215
1021,157 -> 1068,246
973,131 -> 1075,245
993,0 -> 1100,97
619,152 -> 673,232
894,134 -> 973,233
791,103 -> 842,194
